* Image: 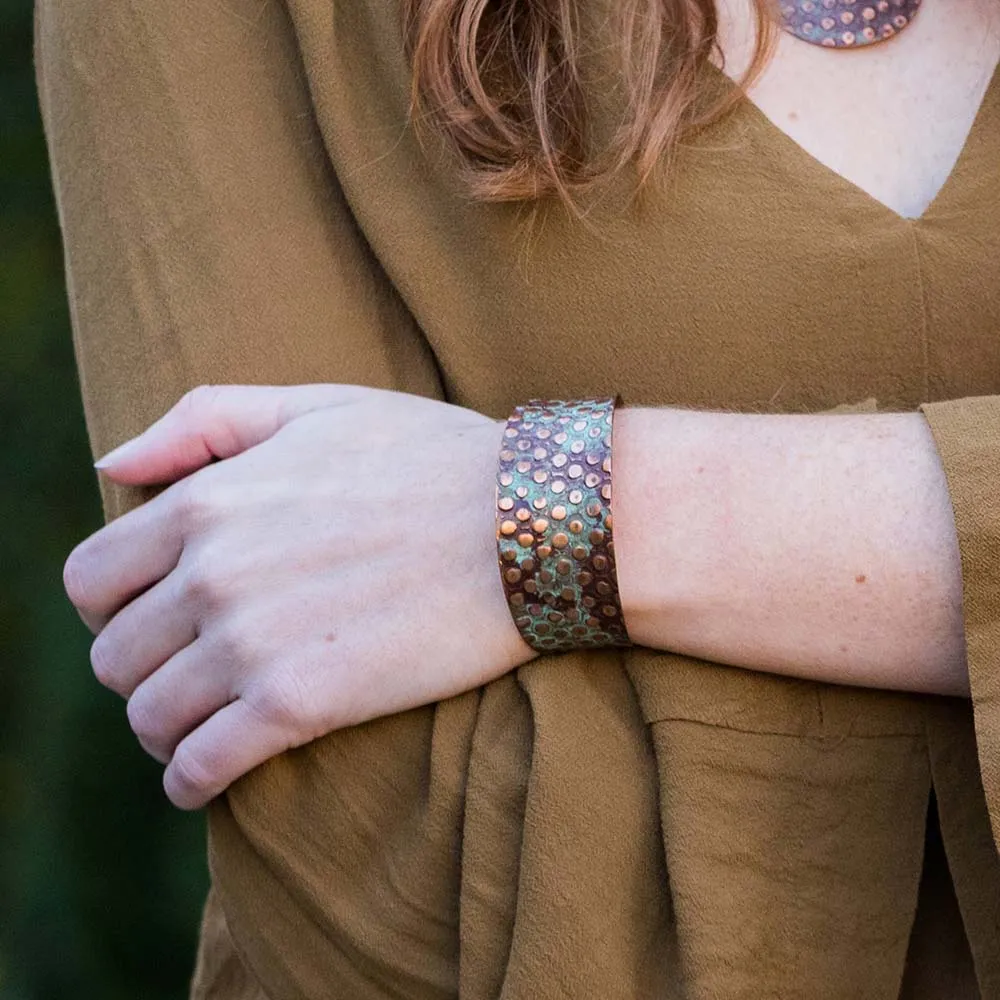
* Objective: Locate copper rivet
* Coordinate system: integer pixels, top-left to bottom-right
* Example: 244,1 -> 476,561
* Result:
553,432 -> 568,444
517,532 -> 534,548
499,472 -> 514,486
559,587 -> 574,602
586,502 -> 602,517
551,480 -> 566,493
548,611 -> 564,624
539,570 -> 553,584
533,447 -> 547,460
602,605 -> 618,617
571,440 -> 585,454
596,580 -> 611,595
537,544 -> 553,558
516,508 -> 531,521
532,518 -> 549,533
516,615 -> 531,628
572,545 -> 588,560
510,592 -> 525,607
602,457 -> 611,472
551,505 -> 567,520
537,428 -> 550,439
516,439 -> 531,451
533,497 -> 548,510
504,428 -> 518,439
498,496 -> 515,511
568,489 -> 583,504
552,532 -> 569,548
601,484 -> 612,500
586,453 -> 600,465
500,521 -> 517,536
516,486 -> 528,498
552,454 -> 568,468
578,571 -> 593,585
524,580 -> 537,594
587,616 -> 601,627
593,555 -> 608,571
583,596 -> 597,609
520,557 -> 535,572
532,469 -> 548,484
535,622 -> 551,635
556,558 -> 572,574
589,530 -> 605,544
584,473 -> 601,488
516,460 -> 531,474
505,568 -> 522,584
605,514 -> 613,529
500,449 -> 516,462
569,519 -> 584,534
567,464 -> 583,479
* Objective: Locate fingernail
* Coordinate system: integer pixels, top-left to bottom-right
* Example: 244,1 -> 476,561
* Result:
94,436 -> 140,468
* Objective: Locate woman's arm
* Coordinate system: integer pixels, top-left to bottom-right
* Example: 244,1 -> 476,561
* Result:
614,406 -> 968,696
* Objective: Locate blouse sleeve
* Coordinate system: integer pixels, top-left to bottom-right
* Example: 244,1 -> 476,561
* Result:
33,0 -> 447,995
919,396 -> 1000,847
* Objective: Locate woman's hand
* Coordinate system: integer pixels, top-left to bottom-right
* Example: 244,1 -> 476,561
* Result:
64,384 -> 537,809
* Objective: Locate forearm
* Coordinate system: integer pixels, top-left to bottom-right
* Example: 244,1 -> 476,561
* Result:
613,406 -> 969,697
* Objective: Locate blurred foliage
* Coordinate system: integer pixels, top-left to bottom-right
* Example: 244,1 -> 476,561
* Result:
1,2 -> 209,997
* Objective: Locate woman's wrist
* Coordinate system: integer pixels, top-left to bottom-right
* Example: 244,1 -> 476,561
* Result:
611,404 -> 969,696
613,405 -> 716,652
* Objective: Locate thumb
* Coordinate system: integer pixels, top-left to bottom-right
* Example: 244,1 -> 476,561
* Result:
94,383 -> 363,484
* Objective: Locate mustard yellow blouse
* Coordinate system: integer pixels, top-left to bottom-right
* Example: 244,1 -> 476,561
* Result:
35,0 -> 1000,995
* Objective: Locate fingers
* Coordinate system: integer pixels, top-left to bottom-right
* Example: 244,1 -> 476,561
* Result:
64,477 -> 189,633
126,639 -> 232,765
163,699 -> 294,810
93,383 -> 367,484
90,568 -> 198,697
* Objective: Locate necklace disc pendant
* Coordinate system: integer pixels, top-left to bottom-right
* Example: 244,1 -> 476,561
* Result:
780,0 -> 922,48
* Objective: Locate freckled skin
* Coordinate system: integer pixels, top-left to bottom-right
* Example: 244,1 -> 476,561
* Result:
855,574 -> 867,584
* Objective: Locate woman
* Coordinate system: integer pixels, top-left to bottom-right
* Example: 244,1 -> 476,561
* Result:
36,0 -> 1000,995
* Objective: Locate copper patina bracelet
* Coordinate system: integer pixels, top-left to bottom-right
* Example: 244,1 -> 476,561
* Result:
495,396 -> 633,653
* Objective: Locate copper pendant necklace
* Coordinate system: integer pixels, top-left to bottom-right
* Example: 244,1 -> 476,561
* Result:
780,0 -> 923,48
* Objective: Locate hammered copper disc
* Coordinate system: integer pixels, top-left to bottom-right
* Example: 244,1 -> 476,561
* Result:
781,0 -> 922,48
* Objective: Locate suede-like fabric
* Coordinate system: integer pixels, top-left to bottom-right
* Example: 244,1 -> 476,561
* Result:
34,0 -> 1000,996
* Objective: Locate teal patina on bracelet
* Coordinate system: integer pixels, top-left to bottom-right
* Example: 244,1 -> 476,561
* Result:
495,396 -> 632,652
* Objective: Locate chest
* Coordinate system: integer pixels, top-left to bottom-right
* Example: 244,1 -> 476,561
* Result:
715,0 -> 1000,218
313,0 -> 1000,415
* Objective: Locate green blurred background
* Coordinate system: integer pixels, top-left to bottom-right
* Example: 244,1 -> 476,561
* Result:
1,1 -> 209,996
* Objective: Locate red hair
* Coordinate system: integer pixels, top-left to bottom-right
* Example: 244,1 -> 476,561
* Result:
402,0 -> 777,204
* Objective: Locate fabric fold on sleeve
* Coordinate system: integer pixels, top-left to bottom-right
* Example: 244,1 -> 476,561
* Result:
33,0 -> 458,996
919,394 -> 1000,848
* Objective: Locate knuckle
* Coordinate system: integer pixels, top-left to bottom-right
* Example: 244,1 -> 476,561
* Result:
173,478 -> 221,535
63,550 -> 91,609
126,690 -> 163,746
179,543 -> 230,614
180,383 -> 224,416
90,634 -> 121,692
244,672 -> 313,731
169,745 -> 215,799
211,612 -> 258,668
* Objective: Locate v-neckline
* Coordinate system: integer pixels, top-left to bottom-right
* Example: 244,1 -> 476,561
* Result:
706,56 -> 1000,224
